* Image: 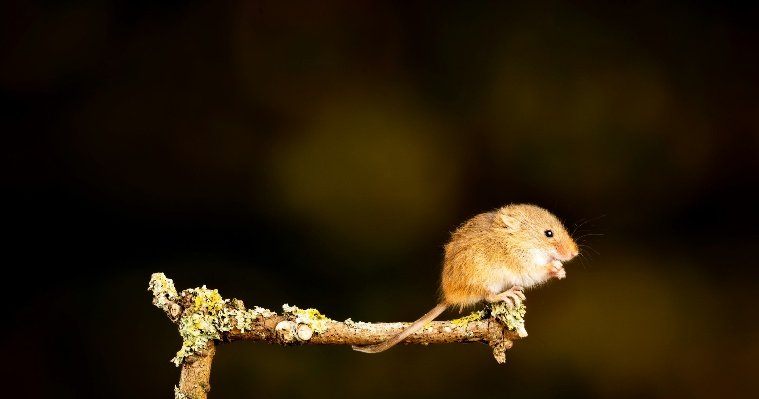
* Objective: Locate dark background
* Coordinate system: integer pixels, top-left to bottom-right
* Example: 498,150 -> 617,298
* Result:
3,1 -> 758,398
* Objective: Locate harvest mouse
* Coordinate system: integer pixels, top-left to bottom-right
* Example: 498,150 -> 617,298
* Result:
353,203 -> 579,354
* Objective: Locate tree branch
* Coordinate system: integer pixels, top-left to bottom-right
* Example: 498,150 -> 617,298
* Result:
149,273 -> 527,399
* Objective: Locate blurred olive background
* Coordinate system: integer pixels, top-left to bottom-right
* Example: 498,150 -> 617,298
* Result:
3,1 -> 758,398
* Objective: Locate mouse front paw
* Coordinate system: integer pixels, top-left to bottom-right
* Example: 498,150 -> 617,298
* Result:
549,260 -> 566,279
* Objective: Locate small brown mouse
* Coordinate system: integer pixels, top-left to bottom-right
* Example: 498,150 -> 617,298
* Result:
353,203 -> 579,354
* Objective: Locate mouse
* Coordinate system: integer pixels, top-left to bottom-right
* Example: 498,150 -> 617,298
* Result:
353,203 -> 579,354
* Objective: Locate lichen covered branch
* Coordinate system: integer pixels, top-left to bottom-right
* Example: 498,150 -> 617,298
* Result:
149,273 -> 527,398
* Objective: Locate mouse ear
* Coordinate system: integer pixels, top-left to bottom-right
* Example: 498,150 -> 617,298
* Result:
500,213 -> 521,230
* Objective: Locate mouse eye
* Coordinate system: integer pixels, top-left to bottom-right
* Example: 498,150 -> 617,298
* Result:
544,229 -> 553,238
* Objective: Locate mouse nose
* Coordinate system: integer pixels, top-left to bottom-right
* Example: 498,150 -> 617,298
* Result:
564,242 -> 579,259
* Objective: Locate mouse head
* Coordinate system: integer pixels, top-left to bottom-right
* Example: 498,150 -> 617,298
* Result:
494,204 -> 579,266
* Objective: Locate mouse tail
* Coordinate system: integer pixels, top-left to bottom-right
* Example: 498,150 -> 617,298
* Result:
352,303 -> 448,354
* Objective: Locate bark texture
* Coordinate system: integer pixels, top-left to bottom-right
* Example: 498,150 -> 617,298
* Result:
177,342 -> 215,399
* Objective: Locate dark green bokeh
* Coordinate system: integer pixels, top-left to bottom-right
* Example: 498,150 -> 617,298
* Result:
3,1 -> 758,398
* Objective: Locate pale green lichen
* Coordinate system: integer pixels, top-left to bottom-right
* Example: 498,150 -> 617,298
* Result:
450,310 -> 486,326
148,273 -> 178,312
174,310 -> 219,366
343,318 -> 374,328
488,302 -> 527,336
166,284 -> 276,366
174,386 -> 188,399
219,303 -> 275,334
282,304 -> 331,334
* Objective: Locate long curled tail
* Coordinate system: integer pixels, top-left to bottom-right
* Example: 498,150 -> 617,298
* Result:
352,303 -> 448,354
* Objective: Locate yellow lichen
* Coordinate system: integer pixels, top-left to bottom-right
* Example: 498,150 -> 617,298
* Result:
191,286 -> 224,313
282,304 -> 331,334
450,310 -> 486,326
